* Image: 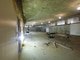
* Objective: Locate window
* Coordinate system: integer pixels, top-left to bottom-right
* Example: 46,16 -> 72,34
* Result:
67,17 -> 80,24
57,20 -> 65,25
49,23 -> 55,26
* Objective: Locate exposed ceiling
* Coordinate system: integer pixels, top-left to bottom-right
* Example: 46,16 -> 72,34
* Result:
22,0 -> 80,25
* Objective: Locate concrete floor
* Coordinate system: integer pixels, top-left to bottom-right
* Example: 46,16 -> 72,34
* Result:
20,32 -> 80,60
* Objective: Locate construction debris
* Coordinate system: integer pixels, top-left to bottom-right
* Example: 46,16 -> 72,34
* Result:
44,42 -> 52,46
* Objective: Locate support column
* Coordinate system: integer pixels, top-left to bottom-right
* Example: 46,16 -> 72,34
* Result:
17,17 -> 22,55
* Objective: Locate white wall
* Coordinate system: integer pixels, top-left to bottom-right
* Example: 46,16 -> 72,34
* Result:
70,23 -> 80,36
47,25 -> 70,34
47,23 -> 80,36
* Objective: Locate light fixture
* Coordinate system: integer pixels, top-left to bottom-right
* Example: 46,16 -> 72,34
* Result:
70,20 -> 74,24
59,16 -> 62,19
77,6 -> 80,10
